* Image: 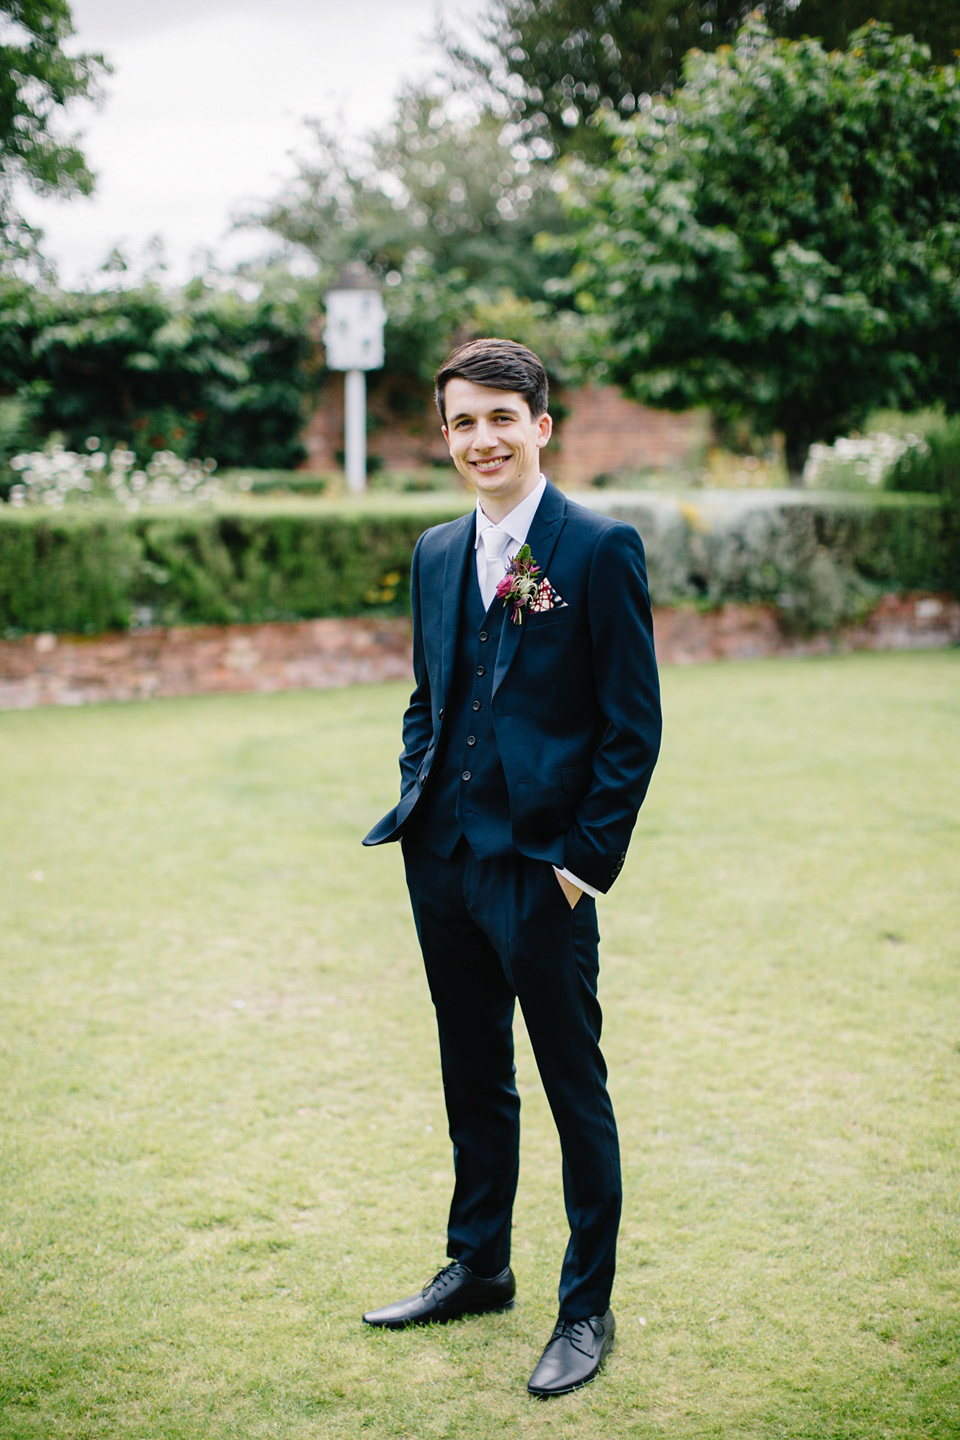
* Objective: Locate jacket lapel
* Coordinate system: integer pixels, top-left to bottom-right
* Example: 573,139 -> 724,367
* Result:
493,480 -> 567,696
438,512 -> 476,704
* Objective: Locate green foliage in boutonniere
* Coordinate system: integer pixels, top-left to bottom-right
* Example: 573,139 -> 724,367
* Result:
496,545 -> 566,625
496,544 -> 542,625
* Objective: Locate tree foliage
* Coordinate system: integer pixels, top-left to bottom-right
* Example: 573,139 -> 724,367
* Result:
449,0 -> 960,160
1,270 -> 319,468
563,20 -> 960,478
246,87 -> 569,299
242,83 -> 584,385
0,0 -> 108,268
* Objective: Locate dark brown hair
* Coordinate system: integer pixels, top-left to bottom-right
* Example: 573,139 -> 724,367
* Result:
435,337 -> 549,425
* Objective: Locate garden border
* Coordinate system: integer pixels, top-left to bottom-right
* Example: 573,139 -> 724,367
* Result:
1,594 -> 956,710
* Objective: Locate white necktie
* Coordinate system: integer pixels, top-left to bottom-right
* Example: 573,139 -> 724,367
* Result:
480,527 -> 509,610
480,527 -> 510,610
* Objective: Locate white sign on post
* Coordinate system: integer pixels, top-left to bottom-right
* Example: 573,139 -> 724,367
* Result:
324,265 -> 387,493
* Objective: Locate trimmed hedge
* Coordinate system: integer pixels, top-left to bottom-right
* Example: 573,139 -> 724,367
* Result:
596,490 -> 951,634
0,491 -> 951,638
0,510 -> 141,635
0,497 -> 470,635
886,418 -> 960,596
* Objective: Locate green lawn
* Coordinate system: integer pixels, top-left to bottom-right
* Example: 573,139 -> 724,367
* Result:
1,651 -> 958,1439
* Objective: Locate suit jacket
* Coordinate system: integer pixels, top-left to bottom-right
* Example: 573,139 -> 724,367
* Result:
363,479 -> 662,894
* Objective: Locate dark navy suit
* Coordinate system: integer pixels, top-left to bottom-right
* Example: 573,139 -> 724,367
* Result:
364,479 -> 661,1318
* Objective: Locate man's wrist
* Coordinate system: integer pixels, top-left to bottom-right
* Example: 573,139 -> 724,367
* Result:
554,865 -> 600,899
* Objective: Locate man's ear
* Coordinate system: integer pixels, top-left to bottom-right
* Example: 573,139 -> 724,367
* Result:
441,425 -> 451,451
536,412 -> 553,448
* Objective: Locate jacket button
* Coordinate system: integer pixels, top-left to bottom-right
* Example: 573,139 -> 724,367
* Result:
466,735 -> 476,746
479,631 -> 488,642
461,770 -> 472,782
438,707 -> 444,718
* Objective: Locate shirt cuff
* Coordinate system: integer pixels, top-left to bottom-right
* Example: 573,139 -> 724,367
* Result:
554,866 -> 601,900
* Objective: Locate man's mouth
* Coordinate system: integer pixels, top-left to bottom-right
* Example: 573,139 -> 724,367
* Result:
472,455 -> 510,472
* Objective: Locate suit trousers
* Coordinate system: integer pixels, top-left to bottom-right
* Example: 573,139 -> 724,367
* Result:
401,834 -> 622,1320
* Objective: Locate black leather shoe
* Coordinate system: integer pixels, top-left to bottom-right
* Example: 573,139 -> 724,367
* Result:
362,1261 -> 516,1328
527,1308 -> 615,1397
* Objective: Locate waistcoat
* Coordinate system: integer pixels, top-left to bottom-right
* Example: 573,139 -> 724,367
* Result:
408,561 -> 513,860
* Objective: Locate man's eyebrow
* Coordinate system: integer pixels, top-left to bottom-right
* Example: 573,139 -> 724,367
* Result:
449,405 -> 521,423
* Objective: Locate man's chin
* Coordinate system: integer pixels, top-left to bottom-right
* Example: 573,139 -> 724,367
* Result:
470,464 -> 513,487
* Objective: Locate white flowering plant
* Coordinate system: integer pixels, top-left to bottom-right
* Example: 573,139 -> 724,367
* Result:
3,439 -> 220,512
803,432 -> 927,490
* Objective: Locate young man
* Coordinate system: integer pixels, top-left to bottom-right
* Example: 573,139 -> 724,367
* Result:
362,338 -> 661,1397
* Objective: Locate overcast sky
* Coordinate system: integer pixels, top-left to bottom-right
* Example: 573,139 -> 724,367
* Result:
20,0 -> 465,285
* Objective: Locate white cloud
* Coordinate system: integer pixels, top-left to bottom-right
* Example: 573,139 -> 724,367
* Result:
21,0 -> 460,284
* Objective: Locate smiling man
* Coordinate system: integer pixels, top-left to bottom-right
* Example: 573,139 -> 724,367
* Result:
362,337 -> 662,1397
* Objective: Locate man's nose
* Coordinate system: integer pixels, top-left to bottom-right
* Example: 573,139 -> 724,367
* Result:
473,420 -> 497,449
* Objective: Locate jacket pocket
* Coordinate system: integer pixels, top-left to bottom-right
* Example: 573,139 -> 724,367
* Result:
560,763 -> 591,795
525,605 -> 571,629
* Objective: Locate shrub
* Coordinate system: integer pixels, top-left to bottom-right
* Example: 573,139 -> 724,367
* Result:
0,492 -> 949,639
218,470 -> 329,498
804,433 -> 926,490
5,442 -> 220,511
0,509 -> 141,634
886,418 -> 960,594
2,275 -> 318,471
598,492 -> 950,634
0,499 -> 469,635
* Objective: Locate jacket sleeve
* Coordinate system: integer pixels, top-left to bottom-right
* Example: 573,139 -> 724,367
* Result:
562,522 -> 662,893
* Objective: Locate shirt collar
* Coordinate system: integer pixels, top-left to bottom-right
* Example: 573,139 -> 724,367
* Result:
474,476 -> 547,551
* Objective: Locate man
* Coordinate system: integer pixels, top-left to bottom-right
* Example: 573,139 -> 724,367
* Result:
362,338 -> 661,1397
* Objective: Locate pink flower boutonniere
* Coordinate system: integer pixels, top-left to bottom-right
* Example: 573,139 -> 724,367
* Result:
496,544 -> 566,625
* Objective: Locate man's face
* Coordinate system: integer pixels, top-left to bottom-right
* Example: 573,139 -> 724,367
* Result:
441,377 -> 552,517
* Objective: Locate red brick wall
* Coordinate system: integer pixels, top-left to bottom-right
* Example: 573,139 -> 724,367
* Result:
549,386 -> 708,487
301,377 -> 706,487
3,596 -> 957,709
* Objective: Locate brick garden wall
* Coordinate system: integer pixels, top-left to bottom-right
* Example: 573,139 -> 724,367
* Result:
2,596 -> 956,711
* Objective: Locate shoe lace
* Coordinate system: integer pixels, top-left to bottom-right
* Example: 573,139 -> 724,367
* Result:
423,1262 -> 463,1297
551,1316 -> 598,1351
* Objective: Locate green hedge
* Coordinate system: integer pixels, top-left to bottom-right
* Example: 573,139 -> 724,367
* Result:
592,490 -> 951,633
0,491 -> 951,638
0,510 -> 142,634
886,417 -> 960,595
0,497 -> 470,635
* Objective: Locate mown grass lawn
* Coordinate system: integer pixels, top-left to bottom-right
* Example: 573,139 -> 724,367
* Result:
1,650 -> 958,1440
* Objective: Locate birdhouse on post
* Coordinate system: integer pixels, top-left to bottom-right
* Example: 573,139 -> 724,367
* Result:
324,263 -> 386,493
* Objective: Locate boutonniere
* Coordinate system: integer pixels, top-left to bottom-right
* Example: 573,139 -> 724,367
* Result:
496,544 -> 565,625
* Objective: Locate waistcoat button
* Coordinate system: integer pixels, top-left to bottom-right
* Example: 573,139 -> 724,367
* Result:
472,700 -> 481,711
461,770 -> 472,782
479,631 -> 488,642
466,735 -> 476,746
476,665 -> 485,676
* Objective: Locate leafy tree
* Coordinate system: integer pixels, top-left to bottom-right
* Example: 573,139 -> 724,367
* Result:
563,20 -> 960,479
244,84 -> 572,299
242,83 -> 581,386
448,0 -> 960,161
0,0 -> 108,269
774,0 -> 960,58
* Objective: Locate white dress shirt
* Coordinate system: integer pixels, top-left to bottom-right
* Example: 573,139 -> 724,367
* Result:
474,475 -> 546,594
474,477 -> 600,901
